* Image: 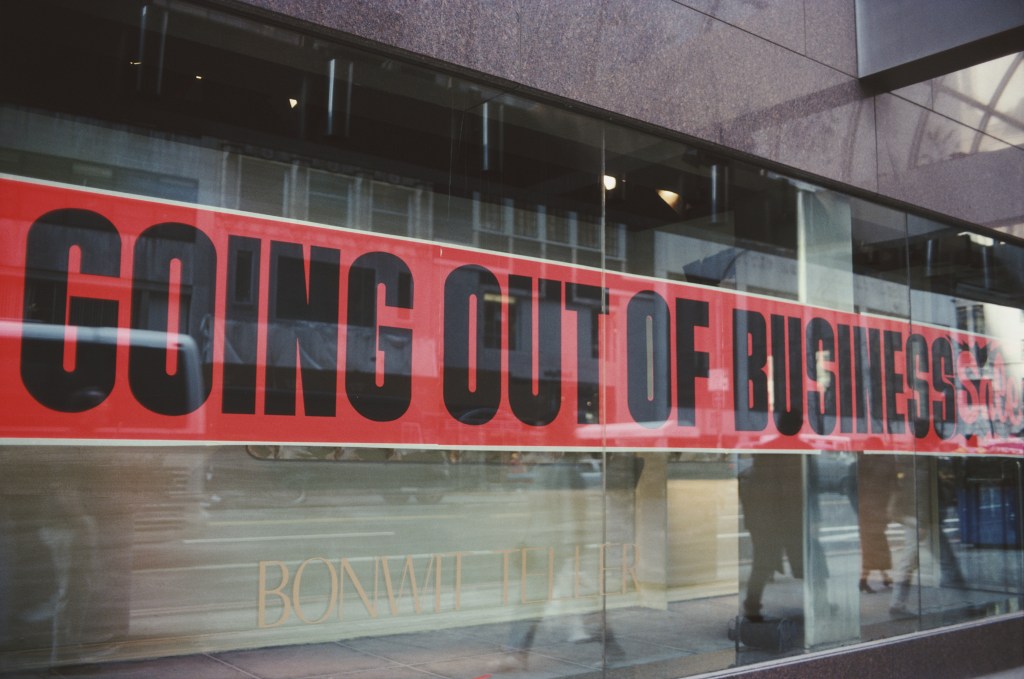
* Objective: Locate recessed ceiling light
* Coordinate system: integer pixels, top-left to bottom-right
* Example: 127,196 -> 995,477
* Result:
657,189 -> 681,209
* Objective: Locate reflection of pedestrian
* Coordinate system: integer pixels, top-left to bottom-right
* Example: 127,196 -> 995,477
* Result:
888,457 -> 967,616
888,457 -> 921,616
738,454 -> 827,620
856,453 -> 895,593
1,450 -> 133,661
491,453 -> 626,672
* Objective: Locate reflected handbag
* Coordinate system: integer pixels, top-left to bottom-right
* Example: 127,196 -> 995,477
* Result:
728,615 -> 796,653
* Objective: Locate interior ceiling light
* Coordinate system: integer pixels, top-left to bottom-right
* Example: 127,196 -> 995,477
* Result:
289,98 -> 299,109
657,189 -> 681,210
195,74 -> 203,80
602,175 -> 617,191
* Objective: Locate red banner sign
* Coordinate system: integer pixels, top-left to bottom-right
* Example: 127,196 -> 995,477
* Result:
1,177 -> 1021,454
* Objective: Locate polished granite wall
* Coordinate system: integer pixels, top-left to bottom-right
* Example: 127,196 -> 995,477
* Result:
226,0 -> 1023,238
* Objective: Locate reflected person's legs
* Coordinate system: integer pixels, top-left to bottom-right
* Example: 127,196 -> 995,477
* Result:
493,457 -> 587,671
739,455 -> 803,621
890,515 -> 919,616
743,551 -> 778,621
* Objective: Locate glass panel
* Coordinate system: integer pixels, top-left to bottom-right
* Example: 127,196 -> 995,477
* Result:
0,1 -> 1020,677
600,127 -> 811,670
846,198 -> 914,639
905,217 -> 1024,632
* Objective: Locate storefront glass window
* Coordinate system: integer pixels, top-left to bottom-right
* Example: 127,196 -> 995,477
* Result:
904,217 -> 1024,633
0,1 -> 1021,676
